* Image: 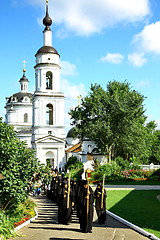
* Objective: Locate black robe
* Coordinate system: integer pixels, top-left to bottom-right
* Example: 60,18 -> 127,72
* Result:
80,185 -> 94,233
76,180 -> 83,219
58,186 -> 73,225
94,186 -> 107,224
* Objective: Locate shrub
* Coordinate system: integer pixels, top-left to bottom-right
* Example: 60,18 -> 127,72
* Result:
65,156 -> 84,180
0,211 -> 16,240
91,162 -> 122,182
151,168 -> 160,178
115,157 -> 130,170
120,169 -> 155,180
0,121 -> 38,211
0,198 -> 36,240
66,156 -> 79,169
68,161 -> 83,170
69,168 -> 84,181
148,175 -> 160,181
91,158 -> 157,182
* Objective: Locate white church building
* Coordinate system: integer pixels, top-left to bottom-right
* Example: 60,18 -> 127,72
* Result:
4,1 -> 104,172
5,2 -> 66,170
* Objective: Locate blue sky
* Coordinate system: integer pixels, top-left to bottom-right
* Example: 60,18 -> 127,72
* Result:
1,0 -> 160,133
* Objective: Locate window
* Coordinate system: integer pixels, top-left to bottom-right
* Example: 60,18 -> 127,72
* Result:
24,113 -> 28,122
48,131 -> 52,135
46,71 -> 53,90
46,104 -> 53,125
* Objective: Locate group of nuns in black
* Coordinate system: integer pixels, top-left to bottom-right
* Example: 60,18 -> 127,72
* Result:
47,176 -> 107,233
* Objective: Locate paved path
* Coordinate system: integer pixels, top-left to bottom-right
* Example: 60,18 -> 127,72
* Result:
10,195 -> 150,240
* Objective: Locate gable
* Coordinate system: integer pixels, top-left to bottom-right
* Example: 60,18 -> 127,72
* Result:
35,135 -> 65,144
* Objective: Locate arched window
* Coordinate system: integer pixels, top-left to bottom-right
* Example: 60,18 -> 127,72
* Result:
46,104 -> 53,125
24,113 -> 28,122
46,71 -> 53,90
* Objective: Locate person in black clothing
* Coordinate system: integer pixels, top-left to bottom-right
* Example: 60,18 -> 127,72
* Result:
57,179 -> 73,225
94,182 -> 107,224
80,180 -> 94,233
71,179 -> 77,212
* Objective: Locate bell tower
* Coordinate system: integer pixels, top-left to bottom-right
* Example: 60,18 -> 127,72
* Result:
32,0 -> 65,168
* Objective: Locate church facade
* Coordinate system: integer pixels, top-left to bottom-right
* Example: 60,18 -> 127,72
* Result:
5,2 -> 66,170
4,1 -> 105,172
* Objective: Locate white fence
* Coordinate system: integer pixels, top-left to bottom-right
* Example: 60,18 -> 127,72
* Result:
139,163 -> 160,170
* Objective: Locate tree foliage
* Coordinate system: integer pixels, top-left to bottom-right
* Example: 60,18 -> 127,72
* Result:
148,128 -> 160,164
65,156 -> 84,180
66,156 -> 83,170
69,80 -> 158,162
0,120 -> 38,210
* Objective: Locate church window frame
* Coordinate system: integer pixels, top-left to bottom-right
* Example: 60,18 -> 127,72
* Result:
46,103 -> 53,125
24,113 -> 28,123
46,71 -> 53,90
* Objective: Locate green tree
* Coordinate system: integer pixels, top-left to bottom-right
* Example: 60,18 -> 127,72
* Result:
149,129 -> 160,164
65,156 -> 84,180
0,120 -> 38,210
69,81 -> 147,162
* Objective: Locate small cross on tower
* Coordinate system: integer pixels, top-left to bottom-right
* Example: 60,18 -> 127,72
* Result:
22,60 -> 27,72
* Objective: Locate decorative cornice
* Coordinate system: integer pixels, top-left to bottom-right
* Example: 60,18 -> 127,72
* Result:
33,92 -> 64,98
34,63 -> 61,69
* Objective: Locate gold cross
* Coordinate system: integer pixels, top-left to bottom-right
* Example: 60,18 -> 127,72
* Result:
22,60 -> 27,72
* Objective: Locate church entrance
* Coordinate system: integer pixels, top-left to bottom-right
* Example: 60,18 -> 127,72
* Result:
46,158 -> 54,168
45,151 -> 55,168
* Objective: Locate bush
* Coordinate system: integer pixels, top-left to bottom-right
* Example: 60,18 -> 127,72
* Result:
148,175 -> 160,181
0,211 -> 16,240
91,157 -> 158,182
91,162 -> 122,182
65,156 -> 84,180
0,121 -> 38,211
0,198 -> 36,240
68,161 -> 83,170
69,168 -> 84,181
120,169 -> 155,180
151,168 -> 160,178
66,156 -> 79,169
115,157 -> 130,170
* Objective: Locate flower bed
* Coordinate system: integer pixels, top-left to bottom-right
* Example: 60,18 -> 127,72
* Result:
14,216 -> 30,228
121,169 -> 155,180
133,178 -> 148,181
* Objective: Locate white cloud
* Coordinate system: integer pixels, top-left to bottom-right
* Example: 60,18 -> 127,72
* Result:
128,53 -> 147,67
61,79 -> 86,101
155,119 -> 160,130
132,21 -> 160,54
100,53 -> 124,64
61,78 -> 86,133
128,21 -> 160,67
146,115 -> 160,130
27,0 -> 150,36
59,59 -> 86,130
60,60 -> 78,76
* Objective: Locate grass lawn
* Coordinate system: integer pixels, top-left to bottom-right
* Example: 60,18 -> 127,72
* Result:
107,190 -> 160,239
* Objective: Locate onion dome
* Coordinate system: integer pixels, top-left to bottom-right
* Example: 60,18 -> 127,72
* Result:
66,127 -> 77,138
19,69 -> 29,83
35,46 -> 59,56
43,1 -> 52,30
